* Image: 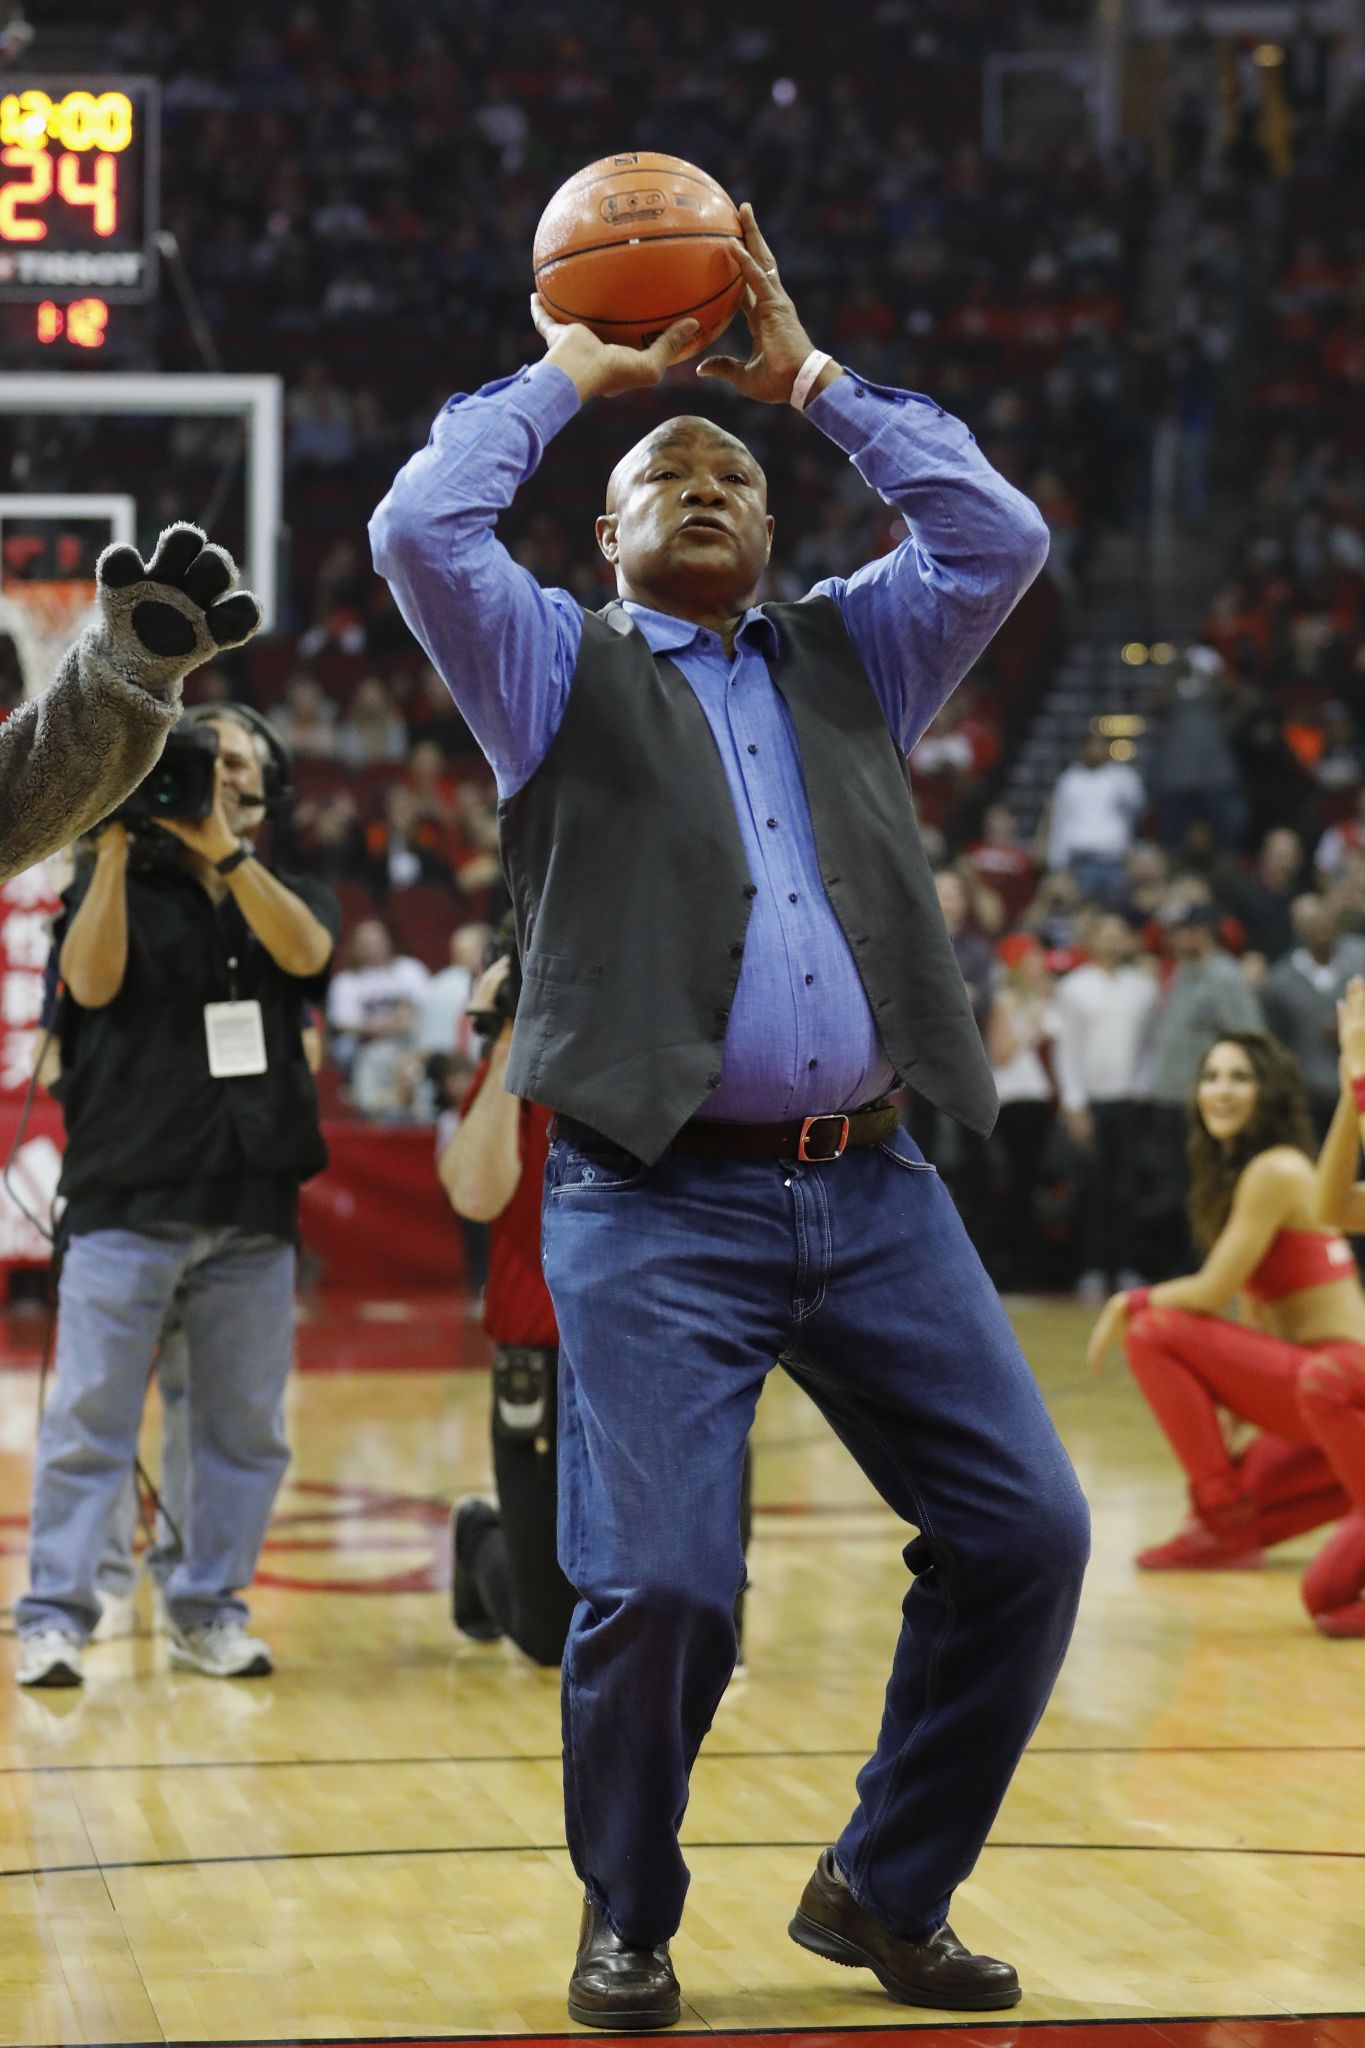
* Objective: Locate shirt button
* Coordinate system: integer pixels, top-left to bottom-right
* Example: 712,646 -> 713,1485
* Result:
766,817 -> 778,829
808,1058 -> 819,1070
805,973 -> 813,985
747,743 -> 757,755
788,892 -> 798,904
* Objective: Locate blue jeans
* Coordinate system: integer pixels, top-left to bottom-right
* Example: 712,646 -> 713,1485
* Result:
542,1127 -> 1090,1949
98,1308 -> 190,1597
1068,853 -> 1130,907
18,1225 -> 294,1640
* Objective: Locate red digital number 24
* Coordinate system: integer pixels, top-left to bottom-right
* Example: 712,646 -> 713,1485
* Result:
0,147 -> 117,242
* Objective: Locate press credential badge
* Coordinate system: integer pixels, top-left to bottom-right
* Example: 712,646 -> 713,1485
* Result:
204,1000 -> 268,1077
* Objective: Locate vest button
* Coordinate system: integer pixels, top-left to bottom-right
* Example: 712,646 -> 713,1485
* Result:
743,885 -> 757,899
707,1071 -> 722,1088
715,1008 -> 729,1023
731,943 -> 744,959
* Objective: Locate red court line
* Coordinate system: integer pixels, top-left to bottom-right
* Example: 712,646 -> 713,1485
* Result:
72,2014 -> 1365,2048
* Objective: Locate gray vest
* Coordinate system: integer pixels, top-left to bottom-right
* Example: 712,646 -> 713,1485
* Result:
498,596 -> 997,1163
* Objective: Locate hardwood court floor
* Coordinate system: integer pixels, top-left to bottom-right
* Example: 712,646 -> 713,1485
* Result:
1,1294 -> 1364,2045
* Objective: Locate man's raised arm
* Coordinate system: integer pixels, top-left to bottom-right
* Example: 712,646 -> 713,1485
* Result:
802,375 -> 1050,755
686,205 -> 1049,758
369,309 -> 699,799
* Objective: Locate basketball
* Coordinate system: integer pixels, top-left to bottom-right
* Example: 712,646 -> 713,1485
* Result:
532,151 -> 744,361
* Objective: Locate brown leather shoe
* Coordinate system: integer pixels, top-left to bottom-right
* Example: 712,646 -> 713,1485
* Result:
789,1848 -> 1021,2011
567,1899 -> 681,2031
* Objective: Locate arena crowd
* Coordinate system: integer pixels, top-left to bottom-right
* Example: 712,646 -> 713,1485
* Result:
6,0 -> 1365,1295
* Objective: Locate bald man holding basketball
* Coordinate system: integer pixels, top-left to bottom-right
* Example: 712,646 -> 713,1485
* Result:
372,205 -> 1088,2028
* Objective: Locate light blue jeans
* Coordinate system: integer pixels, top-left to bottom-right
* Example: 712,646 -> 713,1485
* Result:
18,1225 -> 294,1640
97,1307 -> 190,1597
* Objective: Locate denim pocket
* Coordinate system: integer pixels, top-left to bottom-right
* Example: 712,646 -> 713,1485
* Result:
546,1137 -> 650,1197
877,1138 -> 937,1174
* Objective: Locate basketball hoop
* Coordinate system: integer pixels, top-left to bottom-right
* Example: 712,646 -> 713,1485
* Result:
0,579 -> 98,700
0,494 -> 135,701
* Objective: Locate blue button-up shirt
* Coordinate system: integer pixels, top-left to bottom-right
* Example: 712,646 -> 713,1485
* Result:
370,362 -> 1047,1122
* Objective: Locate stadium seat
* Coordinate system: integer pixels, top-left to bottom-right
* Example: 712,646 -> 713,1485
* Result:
386,881 -> 460,970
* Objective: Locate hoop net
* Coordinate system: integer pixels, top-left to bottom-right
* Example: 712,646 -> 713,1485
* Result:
0,580 -> 98,700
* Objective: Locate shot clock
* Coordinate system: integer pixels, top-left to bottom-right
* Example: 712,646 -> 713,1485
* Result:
0,78 -> 159,304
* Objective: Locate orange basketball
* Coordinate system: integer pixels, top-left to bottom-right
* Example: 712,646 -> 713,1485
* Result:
533,152 -> 744,361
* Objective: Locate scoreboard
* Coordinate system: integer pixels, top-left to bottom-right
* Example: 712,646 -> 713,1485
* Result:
0,78 -> 158,306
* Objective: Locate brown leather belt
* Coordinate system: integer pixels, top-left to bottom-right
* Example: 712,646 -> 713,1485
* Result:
556,1103 -> 899,1164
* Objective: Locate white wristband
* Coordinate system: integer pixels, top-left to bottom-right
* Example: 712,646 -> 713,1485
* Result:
789,349 -> 833,413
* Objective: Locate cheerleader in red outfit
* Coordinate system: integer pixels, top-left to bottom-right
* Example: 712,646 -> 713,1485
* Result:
1088,1023 -> 1365,1637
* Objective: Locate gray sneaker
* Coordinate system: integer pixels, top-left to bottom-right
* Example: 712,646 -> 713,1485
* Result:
18,1630 -> 84,1688
169,1621 -> 273,1678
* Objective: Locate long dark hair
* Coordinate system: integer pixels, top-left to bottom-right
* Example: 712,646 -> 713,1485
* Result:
1186,1032 -> 1315,1250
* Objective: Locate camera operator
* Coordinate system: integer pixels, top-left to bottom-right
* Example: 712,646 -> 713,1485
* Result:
15,706 -> 340,1688
0,523 -> 260,884
439,929 -> 751,1666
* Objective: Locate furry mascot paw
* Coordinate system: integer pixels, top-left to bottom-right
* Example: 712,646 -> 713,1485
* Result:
94,521 -> 262,694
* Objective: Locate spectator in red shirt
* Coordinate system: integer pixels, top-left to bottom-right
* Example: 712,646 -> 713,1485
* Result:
438,948 -> 575,1666
966,804 -> 1039,927
439,942 -> 753,1666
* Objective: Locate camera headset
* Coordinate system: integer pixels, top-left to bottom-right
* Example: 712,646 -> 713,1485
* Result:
177,701 -> 296,823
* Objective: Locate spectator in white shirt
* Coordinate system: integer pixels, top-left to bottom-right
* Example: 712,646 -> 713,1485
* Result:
1053,912 -> 1159,1302
326,917 -> 430,1078
1045,731 -> 1148,907
416,921 -> 493,1056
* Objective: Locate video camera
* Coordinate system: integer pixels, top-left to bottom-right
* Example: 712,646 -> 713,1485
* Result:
115,721 -> 221,826
114,705 -> 292,834
466,918 -> 523,1043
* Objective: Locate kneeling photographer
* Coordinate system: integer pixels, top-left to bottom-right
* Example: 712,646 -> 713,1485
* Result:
439,929 -> 577,1666
16,705 -> 340,1688
439,925 -> 751,1667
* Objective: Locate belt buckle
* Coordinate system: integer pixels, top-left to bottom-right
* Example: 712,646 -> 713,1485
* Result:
798,1113 -> 850,1163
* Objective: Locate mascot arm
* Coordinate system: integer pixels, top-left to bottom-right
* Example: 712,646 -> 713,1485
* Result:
0,522 -> 261,883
